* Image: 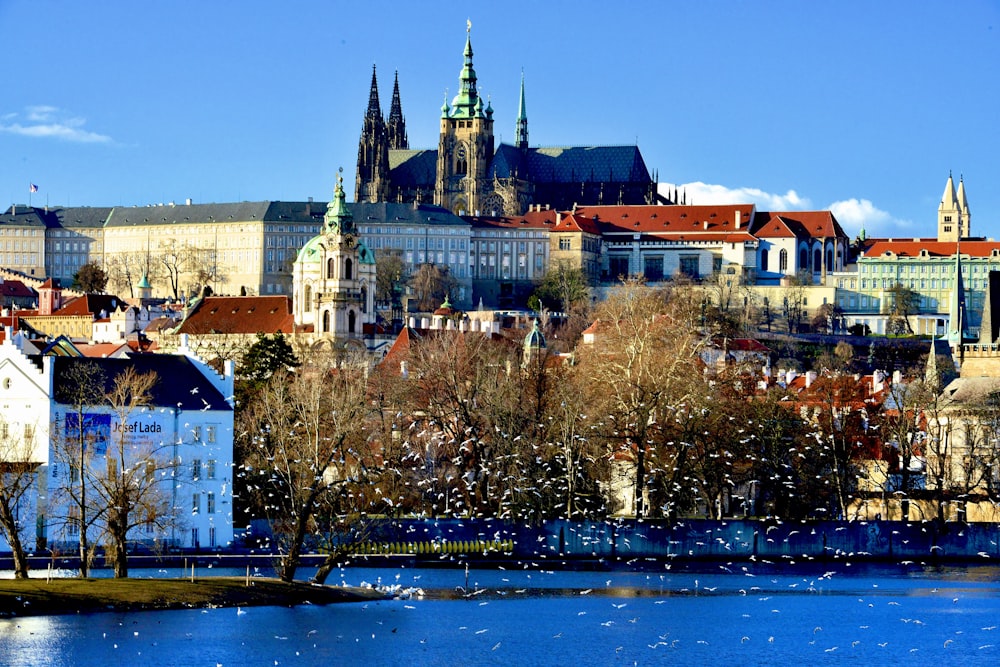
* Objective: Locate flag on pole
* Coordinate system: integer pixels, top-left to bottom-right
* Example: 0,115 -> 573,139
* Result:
29,183 -> 38,193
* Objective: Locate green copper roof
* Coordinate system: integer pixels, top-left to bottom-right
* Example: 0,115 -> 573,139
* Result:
324,171 -> 354,235
450,25 -> 482,119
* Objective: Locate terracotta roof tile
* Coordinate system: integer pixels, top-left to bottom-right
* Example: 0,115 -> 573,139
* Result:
174,296 -> 296,335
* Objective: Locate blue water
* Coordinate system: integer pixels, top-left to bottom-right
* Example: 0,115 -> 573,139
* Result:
2,564 -> 1000,666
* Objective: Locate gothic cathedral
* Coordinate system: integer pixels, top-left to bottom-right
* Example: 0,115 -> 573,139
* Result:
356,23 -> 663,216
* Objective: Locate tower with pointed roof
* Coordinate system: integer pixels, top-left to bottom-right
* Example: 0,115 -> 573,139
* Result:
515,71 -> 528,151
356,66 -> 392,203
435,21 -> 495,215
387,71 -> 409,151
947,241 -> 968,362
294,171 -> 377,338
938,172 -> 971,242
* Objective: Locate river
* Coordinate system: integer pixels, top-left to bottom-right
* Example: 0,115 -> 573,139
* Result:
2,563 -> 1000,666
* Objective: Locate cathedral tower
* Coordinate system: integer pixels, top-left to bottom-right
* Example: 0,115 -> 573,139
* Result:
515,71 -> 528,151
387,71 -> 408,151
937,172 -> 971,242
355,66 -> 391,203
435,22 -> 495,215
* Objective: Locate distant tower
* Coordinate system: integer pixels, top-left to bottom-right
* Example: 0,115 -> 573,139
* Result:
355,66 -> 391,203
947,241 -> 967,362
515,70 -> 528,150
387,71 -> 409,150
938,172 -> 971,242
435,21 -> 495,215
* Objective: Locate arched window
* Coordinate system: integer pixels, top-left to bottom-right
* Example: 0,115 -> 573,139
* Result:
779,249 -> 788,272
322,310 -> 330,333
304,284 -> 312,306
360,285 -> 367,313
344,258 -> 353,280
826,248 -> 834,270
326,258 -> 335,279
813,249 -> 822,271
348,310 -> 357,334
760,249 -> 769,272
799,248 -> 808,270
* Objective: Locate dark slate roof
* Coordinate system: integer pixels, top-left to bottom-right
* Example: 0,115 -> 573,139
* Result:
105,202 -> 273,228
0,205 -> 47,228
50,354 -> 232,412
352,202 -> 468,227
388,149 -> 438,188
43,206 -> 114,229
491,144 -> 651,183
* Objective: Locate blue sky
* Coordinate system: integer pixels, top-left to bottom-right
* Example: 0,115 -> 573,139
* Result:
2,1 -> 997,240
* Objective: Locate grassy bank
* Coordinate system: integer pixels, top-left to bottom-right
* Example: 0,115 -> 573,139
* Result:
0,576 -> 386,617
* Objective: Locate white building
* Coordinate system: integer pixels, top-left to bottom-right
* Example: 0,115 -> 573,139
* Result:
0,330 -> 235,553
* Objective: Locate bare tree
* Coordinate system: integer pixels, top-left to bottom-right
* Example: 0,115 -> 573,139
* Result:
91,367 -> 174,578
0,418 -> 42,579
579,279 -> 705,519
106,251 -> 151,298
409,263 -> 457,311
239,350 -> 372,582
52,361 -> 107,577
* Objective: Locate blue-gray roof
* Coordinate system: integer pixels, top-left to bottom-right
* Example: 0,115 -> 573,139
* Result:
351,202 -> 468,227
50,354 -> 232,412
388,149 -> 438,188
492,145 -> 650,183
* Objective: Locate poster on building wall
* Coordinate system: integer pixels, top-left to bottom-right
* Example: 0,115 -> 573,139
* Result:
64,413 -> 111,456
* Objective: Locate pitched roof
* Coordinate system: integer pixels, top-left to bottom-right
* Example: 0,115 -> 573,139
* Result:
0,280 -> 35,298
576,204 -> 756,236
106,202 -> 273,228
863,240 -> 1000,258
50,354 -> 232,412
56,294 -> 129,317
173,296 -> 296,335
388,149 -> 438,188
750,211 -> 848,241
352,201 -> 467,228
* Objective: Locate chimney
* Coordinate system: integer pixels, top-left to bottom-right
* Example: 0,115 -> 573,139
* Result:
734,209 -> 741,229
805,370 -> 817,388
306,196 -> 313,216
703,220 -> 709,230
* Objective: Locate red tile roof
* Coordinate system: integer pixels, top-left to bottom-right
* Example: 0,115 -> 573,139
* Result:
173,296 -> 296,335
863,240 -> 1000,258
750,211 -> 847,241
0,280 -> 34,298
578,204 -> 756,235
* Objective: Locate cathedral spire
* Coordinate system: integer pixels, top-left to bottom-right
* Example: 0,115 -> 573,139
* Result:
450,20 -> 480,118
515,70 -> 528,150
365,65 -> 383,121
387,70 -> 408,150
356,65 -> 390,202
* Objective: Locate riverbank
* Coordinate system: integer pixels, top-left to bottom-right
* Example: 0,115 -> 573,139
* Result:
0,576 -> 387,617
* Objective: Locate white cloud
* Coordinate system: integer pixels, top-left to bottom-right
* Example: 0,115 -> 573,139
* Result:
659,181 -> 916,239
0,106 -> 111,143
827,198 -> 915,240
659,181 -> 811,211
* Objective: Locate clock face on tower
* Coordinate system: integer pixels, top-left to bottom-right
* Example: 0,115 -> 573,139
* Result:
456,145 -> 466,160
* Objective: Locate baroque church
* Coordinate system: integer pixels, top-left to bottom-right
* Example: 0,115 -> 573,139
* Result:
293,171 -> 377,340
356,24 -> 665,216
